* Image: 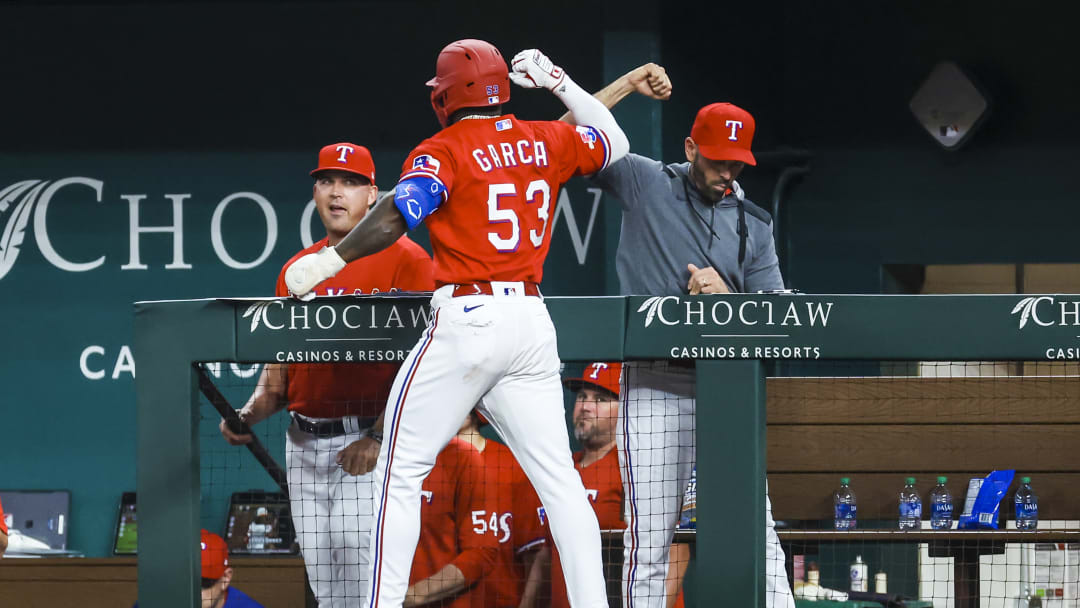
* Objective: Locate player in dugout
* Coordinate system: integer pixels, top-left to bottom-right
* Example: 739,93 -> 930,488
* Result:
546,362 -> 687,608
0,495 -> 7,557
457,410 -> 548,608
404,417 -> 499,607
220,142 -> 434,606
284,41 -> 630,608
134,529 -> 264,608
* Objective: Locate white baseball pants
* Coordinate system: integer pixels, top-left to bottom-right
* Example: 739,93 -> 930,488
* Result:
365,284 -> 608,608
617,362 -> 794,608
286,422 -> 376,607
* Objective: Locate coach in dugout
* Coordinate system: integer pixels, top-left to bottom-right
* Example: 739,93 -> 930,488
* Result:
220,143 -> 434,606
566,66 -> 796,608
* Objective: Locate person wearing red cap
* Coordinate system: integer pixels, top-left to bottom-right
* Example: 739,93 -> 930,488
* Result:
544,363 -> 687,608
283,42 -> 629,608
219,142 -> 435,607
571,75 -> 793,608
134,530 -> 264,608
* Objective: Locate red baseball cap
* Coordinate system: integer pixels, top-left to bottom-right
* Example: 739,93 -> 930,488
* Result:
690,103 -> 757,165
201,529 -> 229,580
563,362 -> 622,398
310,142 -> 376,182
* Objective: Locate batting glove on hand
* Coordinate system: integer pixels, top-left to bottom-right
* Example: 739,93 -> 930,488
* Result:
510,49 -> 567,91
284,246 -> 346,301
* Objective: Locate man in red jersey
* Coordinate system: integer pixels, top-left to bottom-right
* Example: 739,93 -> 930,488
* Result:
403,423 -> 498,608
457,411 -> 546,608
284,41 -> 629,608
221,142 -> 434,607
548,363 -> 687,608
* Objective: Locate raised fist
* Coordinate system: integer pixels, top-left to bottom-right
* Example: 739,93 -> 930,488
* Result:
509,49 -> 567,91
284,246 -> 346,301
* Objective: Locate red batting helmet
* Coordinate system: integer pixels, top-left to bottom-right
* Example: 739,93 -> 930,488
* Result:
426,39 -> 510,127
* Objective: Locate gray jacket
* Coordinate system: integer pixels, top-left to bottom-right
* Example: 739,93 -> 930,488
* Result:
590,153 -> 784,296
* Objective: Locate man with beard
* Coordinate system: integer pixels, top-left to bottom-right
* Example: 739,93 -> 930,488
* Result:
546,363 -> 686,608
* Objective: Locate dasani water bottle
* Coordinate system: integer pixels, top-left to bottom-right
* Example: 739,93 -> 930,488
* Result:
834,477 -> 857,530
899,477 -> 922,530
930,476 -> 953,530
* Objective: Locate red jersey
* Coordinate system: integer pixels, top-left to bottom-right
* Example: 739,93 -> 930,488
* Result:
412,438 -> 499,608
275,236 -> 434,418
399,115 -> 610,286
549,447 -> 624,608
475,441 -> 545,608
0,496 -> 7,535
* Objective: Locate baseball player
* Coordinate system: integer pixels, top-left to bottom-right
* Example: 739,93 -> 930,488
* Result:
578,80 -> 794,607
405,430 -> 498,608
220,143 -> 434,607
457,411 -> 547,608
284,40 -> 629,608
547,363 -> 685,608
134,529 -> 265,608
0,495 -> 7,557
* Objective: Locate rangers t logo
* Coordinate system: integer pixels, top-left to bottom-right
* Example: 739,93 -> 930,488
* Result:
588,362 -> 609,379
335,145 -> 355,163
725,120 -> 744,141
412,155 -> 441,175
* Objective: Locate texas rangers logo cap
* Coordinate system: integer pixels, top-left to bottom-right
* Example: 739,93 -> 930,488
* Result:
690,103 -> 757,166
311,142 -> 376,182
200,529 -> 229,580
562,362 -> 623,398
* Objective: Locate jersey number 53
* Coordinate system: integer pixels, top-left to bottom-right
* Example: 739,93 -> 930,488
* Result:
487,180 -> 551,252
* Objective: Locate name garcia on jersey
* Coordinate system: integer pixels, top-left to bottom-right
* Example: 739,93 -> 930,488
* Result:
471,139 -> 549,173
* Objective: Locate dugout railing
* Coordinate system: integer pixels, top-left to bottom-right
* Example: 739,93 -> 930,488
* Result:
134,293 -> 1080,608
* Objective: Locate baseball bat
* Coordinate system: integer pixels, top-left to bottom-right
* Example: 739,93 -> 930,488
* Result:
193,363 -> 290,498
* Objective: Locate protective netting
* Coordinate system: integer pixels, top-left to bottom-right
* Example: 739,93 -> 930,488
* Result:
194,359 -> 1079,608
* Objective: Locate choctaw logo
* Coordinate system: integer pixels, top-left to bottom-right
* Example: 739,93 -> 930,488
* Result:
637,295 -> 832,328
0,180 -> 47,281
1011,296 -> 1080,329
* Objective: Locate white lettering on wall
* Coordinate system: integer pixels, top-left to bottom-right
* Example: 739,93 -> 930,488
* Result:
34,177 -> 107,272
210,192 -> 278,269
121,194 -> 192,270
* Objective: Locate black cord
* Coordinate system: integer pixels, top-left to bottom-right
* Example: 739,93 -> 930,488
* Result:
681,175 -> 748,267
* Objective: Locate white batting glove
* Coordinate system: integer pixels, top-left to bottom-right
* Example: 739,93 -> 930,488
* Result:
509,49 -> 567,91
284,246 -> 346,301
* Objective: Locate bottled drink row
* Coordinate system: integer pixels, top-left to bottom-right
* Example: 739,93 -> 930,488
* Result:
833,476 -> 1039,530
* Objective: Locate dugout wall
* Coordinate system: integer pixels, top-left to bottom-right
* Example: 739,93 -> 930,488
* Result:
135,293 -> 1080,608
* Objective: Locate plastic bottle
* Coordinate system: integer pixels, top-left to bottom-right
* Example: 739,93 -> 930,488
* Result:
930,476 -> 953,530
898,477 -> 922,530
1015,476 -> 1039,530
849,555 -> 868,592
834,477 -> 857,530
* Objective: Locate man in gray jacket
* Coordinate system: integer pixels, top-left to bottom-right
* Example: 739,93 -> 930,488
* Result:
577,86 -> 794,608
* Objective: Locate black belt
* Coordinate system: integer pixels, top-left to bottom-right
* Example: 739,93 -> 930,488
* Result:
291,414 -> 376,437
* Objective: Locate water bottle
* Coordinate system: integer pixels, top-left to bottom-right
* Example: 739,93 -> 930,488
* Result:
834,477 -> 857,530
1015,476 -> 1039,530
898,477 -> 922,530
930,476 -> 953,530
